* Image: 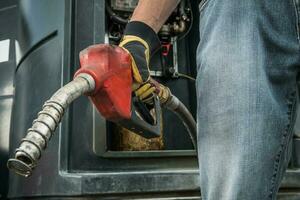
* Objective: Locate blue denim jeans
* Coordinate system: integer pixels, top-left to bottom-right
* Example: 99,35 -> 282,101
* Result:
196,0 -> 300,199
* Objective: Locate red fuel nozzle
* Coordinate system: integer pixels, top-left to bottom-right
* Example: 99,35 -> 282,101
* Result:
74,44 -> 133,121
7,44 -> 163,178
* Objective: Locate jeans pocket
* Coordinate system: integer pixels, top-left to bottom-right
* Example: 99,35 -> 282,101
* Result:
197,0 -> 213,74
199,0 -> 212,13
198,0 -> 213,38
292,0 -> 300,44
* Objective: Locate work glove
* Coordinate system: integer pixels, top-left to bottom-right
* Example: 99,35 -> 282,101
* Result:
135,78 -> 171,105
119,21 -> 166,102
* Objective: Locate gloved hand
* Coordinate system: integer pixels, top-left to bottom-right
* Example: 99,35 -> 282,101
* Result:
135,78 -> 171,105
119,21 -> 171,104
119,21 -> 160,89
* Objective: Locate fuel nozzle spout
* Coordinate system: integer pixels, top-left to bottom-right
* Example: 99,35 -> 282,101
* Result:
7,73 -> 95,177
6,44 -> 139,177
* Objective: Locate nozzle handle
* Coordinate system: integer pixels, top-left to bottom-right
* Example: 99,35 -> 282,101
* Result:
119,95 -> 162,138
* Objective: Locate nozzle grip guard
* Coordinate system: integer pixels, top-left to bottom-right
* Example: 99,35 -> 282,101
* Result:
119,95 -> 161,138
74,44 -> 161,138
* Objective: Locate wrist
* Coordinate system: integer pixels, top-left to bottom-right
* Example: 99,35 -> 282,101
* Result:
123,21 -> 161,55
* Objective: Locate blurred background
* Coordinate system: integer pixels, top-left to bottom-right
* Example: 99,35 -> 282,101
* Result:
0,0 -> 17,198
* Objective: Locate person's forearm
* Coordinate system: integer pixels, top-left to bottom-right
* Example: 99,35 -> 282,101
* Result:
130,0 -> 180,33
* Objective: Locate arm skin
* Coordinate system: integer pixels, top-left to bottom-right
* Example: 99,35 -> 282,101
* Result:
131,0 -> 180,33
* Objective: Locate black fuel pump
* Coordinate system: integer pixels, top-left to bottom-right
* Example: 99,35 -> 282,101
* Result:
7,0 -> 201,199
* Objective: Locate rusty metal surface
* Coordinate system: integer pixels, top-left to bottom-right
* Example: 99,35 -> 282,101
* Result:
113,125 -> 164,151
112,107 -> 164,151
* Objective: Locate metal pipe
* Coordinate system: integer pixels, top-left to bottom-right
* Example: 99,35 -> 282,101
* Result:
172,20 -> 187,34
7,73 -> 95,177
105,3 -> 128,25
